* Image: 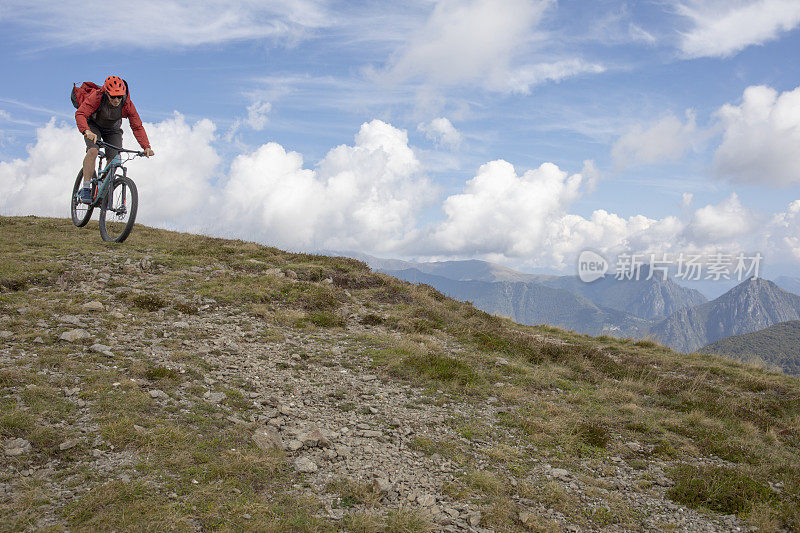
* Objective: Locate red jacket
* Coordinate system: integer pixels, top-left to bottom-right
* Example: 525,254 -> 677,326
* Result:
75,89 -> 151,149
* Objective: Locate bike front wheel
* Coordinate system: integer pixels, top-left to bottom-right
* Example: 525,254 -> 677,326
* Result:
70,170 -> 96,227
99,176 -> 138,243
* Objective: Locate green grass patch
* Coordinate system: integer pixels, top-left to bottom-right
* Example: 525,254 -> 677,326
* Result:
173,302 -> 198,314
132,294 -> 167,311
576,420 -> 611,449
371,345 -> 484,390
305,311 -> 346,328
667,464 -> 773,515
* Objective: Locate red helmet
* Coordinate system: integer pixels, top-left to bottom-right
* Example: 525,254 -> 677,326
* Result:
103,75 -> 126,97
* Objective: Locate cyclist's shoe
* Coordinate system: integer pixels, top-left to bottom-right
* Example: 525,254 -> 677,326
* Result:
79,187 -> 93,204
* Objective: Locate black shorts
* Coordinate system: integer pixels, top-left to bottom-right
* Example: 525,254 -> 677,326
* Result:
84,121 -> 123,162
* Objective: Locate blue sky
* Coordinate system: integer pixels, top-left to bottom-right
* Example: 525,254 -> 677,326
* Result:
1,0 -> 800,284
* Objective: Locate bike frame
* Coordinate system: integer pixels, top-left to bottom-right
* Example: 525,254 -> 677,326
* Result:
89,141 -> 140,209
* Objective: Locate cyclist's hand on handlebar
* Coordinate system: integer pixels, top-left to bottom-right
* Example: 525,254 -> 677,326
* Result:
84,130 -> 98,143
143,148 -> 154,158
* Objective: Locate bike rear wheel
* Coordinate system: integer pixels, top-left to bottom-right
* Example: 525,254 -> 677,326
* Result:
70,170 -> 96,227
99,176 -> 138,242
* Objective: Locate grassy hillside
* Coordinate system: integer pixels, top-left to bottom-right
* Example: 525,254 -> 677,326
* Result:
1,216 -> 799,532
700,321 -> 800,376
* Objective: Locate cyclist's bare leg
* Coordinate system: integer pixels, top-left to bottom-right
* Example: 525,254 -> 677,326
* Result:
82,147 -> 98,186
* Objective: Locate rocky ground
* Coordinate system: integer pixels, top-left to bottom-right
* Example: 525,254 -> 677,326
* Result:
1,247 -> 762,532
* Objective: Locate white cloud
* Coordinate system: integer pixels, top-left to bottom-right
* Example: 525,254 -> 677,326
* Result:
686,193 -> 755,243
504,59 -> 606,95
714,85 -> 800,187
427,159 -> 588,257
611,111 -> 701,168
676,0 -> 800,58
245,101 -> 272,131
0,119 -> 85,217
420,160 -> 774,269
384,0 -> 560,90
121,114 -> 219,231
3,115 -> 799,270
0,115 -> 219,228
681,192 -> 694,208
2,0 -> 330,49
220,120 -> 434,252
226,100 -> 272,141
767,200 -> 800,262
423,156 -> 691,268
548,211 -> 686,267
418,117 -> 462,149
0,117 -> 432,255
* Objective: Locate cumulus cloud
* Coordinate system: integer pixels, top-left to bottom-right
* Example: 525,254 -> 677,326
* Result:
0,115 -> 220,229
611,111 -> 702,168
0,117 -> 432,255
418,117 -> 462,149
121,114 -> 219,231
421,161 -> 772,269
0,119 -> 85,217
549,211 -> 686,267
676,0 -> 800,58
2,0 -> 330,48
427,160 -> 589,257
422,156 -> 690,268
3,115 -> 800,270
220,119 -> 434,252
686,193 -> 755,243
714,85 -> 800,187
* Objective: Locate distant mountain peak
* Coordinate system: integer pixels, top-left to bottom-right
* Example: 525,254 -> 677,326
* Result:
652,276 -> 800,353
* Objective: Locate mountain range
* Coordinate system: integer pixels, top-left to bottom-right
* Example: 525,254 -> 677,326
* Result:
352,254 -> 553,283
359,255 -> 800,366
538,267 -> 707,320
650,278 -> 800,352
382,268 -> 650,337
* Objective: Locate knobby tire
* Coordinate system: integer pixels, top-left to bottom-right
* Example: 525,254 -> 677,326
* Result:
99,176 -> 138,243
70,169 -> 95,227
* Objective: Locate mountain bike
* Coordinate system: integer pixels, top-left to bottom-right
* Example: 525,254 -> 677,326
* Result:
70,140 -> 143,243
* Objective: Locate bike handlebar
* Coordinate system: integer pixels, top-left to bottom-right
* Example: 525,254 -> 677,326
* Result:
96,139 -> 146,157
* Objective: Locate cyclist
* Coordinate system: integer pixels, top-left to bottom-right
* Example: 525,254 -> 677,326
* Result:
75,75 -> 154,203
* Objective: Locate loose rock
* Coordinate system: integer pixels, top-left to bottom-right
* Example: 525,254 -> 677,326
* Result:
82,301 -> 104,312
59,439 -> 79,451
60,329 -> 90,342
252,427 -> 284,451
4,438 -> 32,456
294,457 -> 318,473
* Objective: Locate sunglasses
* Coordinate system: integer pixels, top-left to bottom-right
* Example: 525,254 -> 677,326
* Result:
108,94 -> 124,100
